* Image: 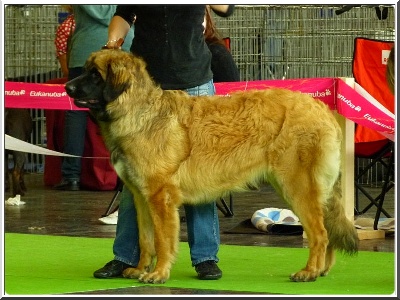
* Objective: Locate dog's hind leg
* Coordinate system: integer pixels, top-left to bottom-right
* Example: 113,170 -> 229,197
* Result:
321,245 -> 335,277
138,184 -> 181,284
289,192 -> 328,282
277,168 -> 329,282
5,108 -> 33,197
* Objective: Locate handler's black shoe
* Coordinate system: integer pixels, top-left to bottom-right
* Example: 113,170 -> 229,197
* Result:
93,260 -> 133,279
54,179 -> 80,191
195,260 -> 222,280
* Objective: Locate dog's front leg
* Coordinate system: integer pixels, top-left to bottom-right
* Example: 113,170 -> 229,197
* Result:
138,186 -> 180,284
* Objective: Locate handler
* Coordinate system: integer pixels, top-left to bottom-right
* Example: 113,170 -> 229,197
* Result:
93,4 -> 235,280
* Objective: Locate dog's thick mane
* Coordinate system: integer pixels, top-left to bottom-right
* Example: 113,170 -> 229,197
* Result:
90,50 -> 195,126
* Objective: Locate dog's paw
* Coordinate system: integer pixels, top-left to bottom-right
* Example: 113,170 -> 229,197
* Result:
289,270 -> 318,282
15,190 -> 25,196
320,270 -> 329,277
138,270 -> 170,284
122,267 -> 144,279
316,265 -> 332,278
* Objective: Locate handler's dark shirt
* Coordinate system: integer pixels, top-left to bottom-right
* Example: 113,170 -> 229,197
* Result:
115,5 -> 234,90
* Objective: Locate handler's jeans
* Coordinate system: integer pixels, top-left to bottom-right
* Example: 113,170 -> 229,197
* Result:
61,67 -> 87,181
113,79 -> 220,266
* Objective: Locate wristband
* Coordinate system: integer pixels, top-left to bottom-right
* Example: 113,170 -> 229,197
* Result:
102,38 -> 125,50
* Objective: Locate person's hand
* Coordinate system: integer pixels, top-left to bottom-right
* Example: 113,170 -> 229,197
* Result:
102,38 -> 124,50
209,4 -> 234,17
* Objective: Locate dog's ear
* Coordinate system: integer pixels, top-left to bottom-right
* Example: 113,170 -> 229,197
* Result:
103,61 -> 131,103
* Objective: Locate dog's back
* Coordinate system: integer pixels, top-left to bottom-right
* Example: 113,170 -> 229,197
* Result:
5,108 -> 33,196
176,88 -> 341,203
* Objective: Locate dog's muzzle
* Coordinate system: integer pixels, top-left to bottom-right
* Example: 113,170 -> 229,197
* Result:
64,73 -> 103,109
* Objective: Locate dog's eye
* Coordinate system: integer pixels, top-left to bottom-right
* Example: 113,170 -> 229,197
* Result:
89,68 -> 103,81
89,68 -> 100,76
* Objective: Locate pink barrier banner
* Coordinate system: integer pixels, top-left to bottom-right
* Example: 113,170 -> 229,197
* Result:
5,81 -> 86,110
215,77 -> 336,110
5,78 -> 336,110
336,79 -> 395,141
4,79 -> 395,140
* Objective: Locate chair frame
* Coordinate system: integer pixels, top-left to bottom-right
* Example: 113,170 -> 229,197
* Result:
354,141 -> 394,229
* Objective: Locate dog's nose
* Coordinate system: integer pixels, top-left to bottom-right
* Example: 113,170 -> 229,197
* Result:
65,83 -> 76,96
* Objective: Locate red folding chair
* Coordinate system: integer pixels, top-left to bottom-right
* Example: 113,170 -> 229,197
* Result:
352,37 -> 395,229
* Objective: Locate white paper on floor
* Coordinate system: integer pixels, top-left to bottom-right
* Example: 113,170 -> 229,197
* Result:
5,194 -> 26,206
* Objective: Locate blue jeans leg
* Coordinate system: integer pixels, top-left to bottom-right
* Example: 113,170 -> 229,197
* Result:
113,186 -> 140,266
61,67 -> 87,181
61,110 -> 87,181
184,203 -> 220,266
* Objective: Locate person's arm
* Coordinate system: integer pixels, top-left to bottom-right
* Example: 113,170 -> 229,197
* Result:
104,5 -> 135,49
210,5 -> 235,17
57,54 -> 69,77
209,44 -> 240,82
103,15 -> 131,49
54,15 -> 74,77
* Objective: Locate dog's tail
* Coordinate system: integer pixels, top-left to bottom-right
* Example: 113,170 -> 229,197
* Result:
324,176 -> 359,255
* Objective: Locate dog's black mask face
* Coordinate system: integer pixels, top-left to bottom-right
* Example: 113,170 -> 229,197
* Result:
65,67 -> 107,110
65,50 -> 134,121
65,56 -> 130,117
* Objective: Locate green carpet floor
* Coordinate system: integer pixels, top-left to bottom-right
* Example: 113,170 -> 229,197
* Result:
4,233 -> 395,295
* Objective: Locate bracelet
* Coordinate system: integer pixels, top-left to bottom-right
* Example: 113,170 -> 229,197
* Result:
102,38 -> 125,50
104,39 -> 119,46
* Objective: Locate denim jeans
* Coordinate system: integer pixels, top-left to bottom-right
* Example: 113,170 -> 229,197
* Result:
61,67 -> 88,181
113,79 -> 220,266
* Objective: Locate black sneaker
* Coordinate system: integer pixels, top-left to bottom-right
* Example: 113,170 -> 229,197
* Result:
195,260 -> 222,280
93,260 -> 134,279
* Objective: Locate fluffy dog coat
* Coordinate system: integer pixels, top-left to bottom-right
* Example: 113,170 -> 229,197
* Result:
65,49 -> 358,284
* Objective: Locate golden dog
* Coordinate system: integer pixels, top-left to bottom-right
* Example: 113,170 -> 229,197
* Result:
65,49 -> 358,284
